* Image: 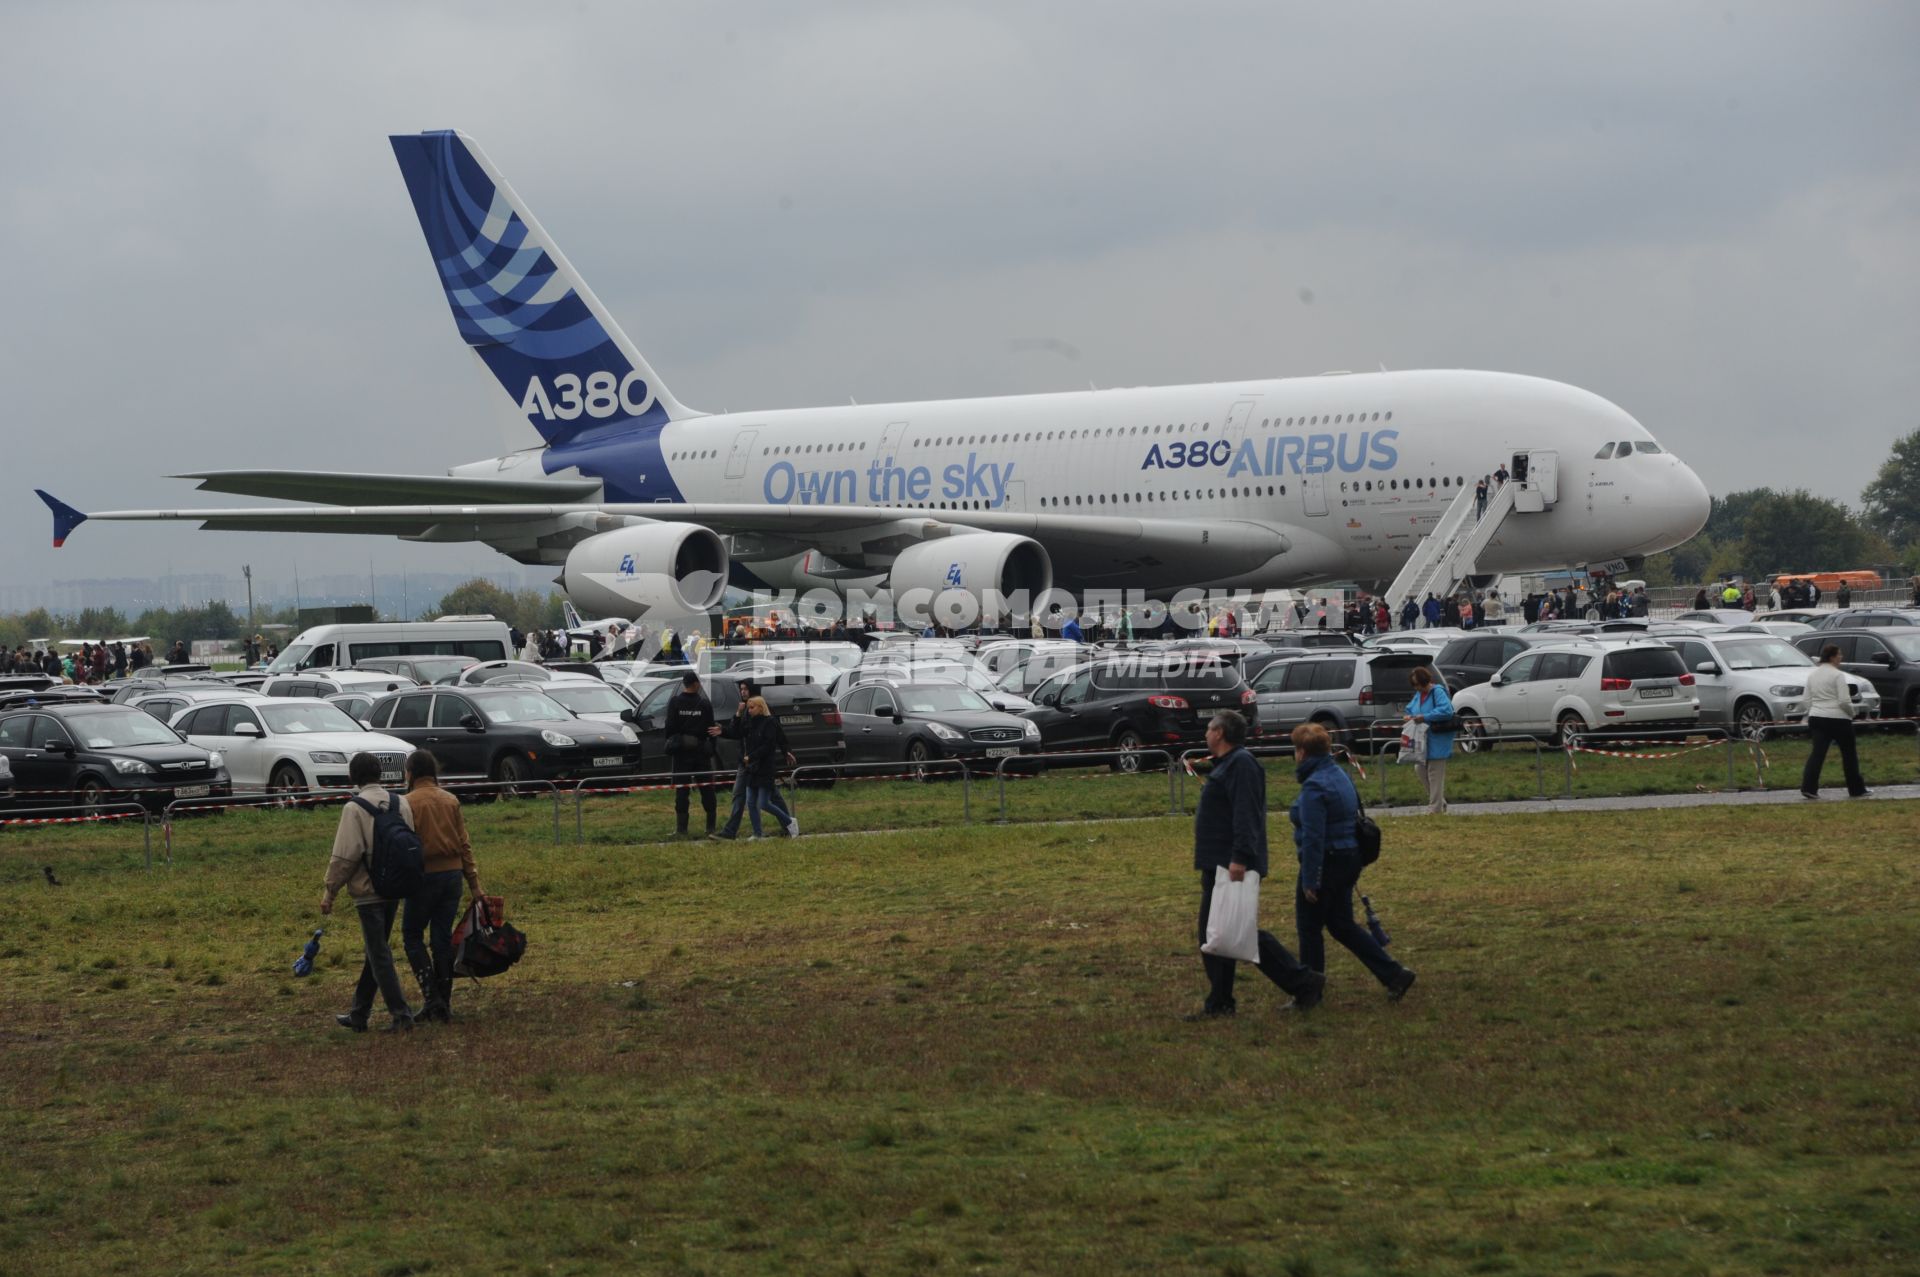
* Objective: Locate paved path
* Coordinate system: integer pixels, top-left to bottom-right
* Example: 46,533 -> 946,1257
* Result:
1374,783 -> 1920,819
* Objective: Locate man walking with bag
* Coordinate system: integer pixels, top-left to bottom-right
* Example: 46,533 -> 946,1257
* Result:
399,750 -> 483,1023
1186,710 -> 1323,1020
320,753 -> 419,1033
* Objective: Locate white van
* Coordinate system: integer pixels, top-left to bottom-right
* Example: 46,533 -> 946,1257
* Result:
264,620 -> 513,675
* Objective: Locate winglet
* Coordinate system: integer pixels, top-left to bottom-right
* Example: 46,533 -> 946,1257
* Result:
35,490 -> 87,547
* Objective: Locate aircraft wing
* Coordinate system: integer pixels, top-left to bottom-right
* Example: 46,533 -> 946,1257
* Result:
39,492 -> 1291,575
173,469 -> 603,504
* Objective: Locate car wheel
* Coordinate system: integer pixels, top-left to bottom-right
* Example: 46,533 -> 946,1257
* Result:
905,739 -> 936,783
1110,727 -> 1146,774
77,777 -> 108,810
1557,712 -> 1588,747
492,752 -> 533,799
269,763 -> 307,810
1456,713 -> 1492,754
1733,700 -> 1770,741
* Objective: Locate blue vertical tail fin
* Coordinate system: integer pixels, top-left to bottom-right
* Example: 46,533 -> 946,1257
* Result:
389,130 -> 692,446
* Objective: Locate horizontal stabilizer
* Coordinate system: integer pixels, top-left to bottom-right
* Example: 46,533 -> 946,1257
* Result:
35,490 -> 87,547
173,470 -> 603,506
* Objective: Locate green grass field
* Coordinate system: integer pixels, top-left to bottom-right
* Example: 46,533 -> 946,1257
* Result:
3,776 -> 1918,1274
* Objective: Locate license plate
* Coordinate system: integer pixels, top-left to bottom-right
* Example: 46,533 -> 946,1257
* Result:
780,714 -> 810,726
985,746 -> 1019,757
593,755 -> 623,768
381,771 -> 402,783
1640,686 -> 1673,699
174,784 -> 211,798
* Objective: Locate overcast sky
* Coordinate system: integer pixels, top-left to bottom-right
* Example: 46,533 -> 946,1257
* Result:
4,0 -> 1916,593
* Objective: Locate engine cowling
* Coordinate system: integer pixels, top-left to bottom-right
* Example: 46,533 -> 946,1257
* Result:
887,533 -> 1053,629
560,523 -> 729,620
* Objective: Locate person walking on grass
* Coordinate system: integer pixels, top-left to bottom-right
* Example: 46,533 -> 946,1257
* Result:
723,695 -> 798,839
399,750 -> 483,1024
1185,710 -> 1324,1020
1802,644 -> 1869,801
1290,723 -> 1417,1002
321,753 -> 416,1033
1404,666 -> 1455,814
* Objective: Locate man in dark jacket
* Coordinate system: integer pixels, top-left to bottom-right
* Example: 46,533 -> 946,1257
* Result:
1186,711 -> 1323,1019
663,671 -> 719,838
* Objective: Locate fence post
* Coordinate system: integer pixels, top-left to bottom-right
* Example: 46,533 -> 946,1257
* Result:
1534,741 -> 1544,799
960,763 -> 971,823
1725,736 -> 1736,791
1167,752 -> 1179,814
1562,742 -> 1575,798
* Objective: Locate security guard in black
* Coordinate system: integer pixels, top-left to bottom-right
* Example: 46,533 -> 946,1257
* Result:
662,672 -> 718,836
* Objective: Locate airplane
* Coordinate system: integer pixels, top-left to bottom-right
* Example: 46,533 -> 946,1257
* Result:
36,130 -> 1711,625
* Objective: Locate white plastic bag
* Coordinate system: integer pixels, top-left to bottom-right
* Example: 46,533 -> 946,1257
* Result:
1398,720 -> 1428,764
1201,869 -> 1262,963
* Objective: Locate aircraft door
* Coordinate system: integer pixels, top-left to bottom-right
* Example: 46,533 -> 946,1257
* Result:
1223,399 -> 1258,440
1303,470 -> 1329,517
876,421 -> 910,468
1529,451 -> 1559,505
723,429 -> 759,480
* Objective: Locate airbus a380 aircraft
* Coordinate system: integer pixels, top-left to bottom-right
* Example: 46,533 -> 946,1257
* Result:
38,131 -> 1710,622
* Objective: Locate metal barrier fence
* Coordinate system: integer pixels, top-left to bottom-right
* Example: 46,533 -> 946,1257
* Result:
0,800 -> 155,866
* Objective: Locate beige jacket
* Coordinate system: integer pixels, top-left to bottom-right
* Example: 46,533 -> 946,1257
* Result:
323,785 -> 415,906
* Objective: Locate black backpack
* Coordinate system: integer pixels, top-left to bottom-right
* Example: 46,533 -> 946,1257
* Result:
1354,792 -> 1383,866
350,795 -> 426,899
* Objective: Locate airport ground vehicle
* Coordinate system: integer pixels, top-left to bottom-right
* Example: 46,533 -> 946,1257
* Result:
367,686 -> 643,788
172,698 -> 414,792
835,680 -> 1039,777
1794,630 -> 1920,719
1449,640 -> 1699,749
263,669 -> 417,700
1246,650 -> 1436,747
0,705 -> 232,809
626,675 -> 845,779
264,620 -> 512,675
1021,656 -> 1257,770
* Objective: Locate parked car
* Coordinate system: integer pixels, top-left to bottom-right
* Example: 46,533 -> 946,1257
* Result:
1810,609 -> 1920,631
835,681 -> 1040,777
172,697 -> 416,793
0,686 -> 110,714
831,661 -> 1036,712
1449,640 -> 1700,748
1792,629 -> 1920,720
1754,610 -> 1822,626
522,676 -> 646,725
1245,649 -> 1437,749
451,660 -> 559,686
1660,633 -> 1820,739
0,752 -> 13,809
111,674 -> 224,704
1021,655 -> 1258,770
354,655 -> 480,685
625,674 -> 845,779
124,684 -> 269,725
0,704 -> 232,809
366,685 -> 643,789
1432,632 -> 1566,692
262,669 -> 416,700
327,691 -> 380,725
1671,609 -> 1755,627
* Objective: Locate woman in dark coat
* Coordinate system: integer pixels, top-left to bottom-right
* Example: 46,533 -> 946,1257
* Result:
736,695 -> 798,838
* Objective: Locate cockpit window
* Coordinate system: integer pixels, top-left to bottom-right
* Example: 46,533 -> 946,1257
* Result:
1616,440 -> 1635,455
1634,441 -> 1662,454
1594,443 -> 1617,459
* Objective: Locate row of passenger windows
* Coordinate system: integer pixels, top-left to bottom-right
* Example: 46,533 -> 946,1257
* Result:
1344,476 -> 1467,492
1594,441 -> 1665,459
671,410 -> 1399,462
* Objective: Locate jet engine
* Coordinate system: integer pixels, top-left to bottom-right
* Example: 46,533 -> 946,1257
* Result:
887,533 -> 1053,628
560,523 -> 729,620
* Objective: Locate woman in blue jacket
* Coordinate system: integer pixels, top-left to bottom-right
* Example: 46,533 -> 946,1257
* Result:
1405,665 -> 1454,814
1289,723 -> 1417,1000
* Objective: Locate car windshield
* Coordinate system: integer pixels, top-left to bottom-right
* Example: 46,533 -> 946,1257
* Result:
266,644 -> 314,674
74,711 -> 182,749
544,686 -> 632,716
899,686 -> 993,714
474,690 -> 571,724
407,659 -> 474,682
261,703 -> 364,735
1716,640 -> 1809,671
1883,633 -> 1920,661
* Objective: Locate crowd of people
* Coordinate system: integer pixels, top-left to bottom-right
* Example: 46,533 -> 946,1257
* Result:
0,639 -> 191,681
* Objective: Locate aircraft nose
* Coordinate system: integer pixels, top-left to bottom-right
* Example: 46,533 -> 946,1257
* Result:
1671,459 -> 1711,543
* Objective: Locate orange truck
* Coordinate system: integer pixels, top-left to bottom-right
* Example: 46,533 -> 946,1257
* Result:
1771,570 -> 1882,594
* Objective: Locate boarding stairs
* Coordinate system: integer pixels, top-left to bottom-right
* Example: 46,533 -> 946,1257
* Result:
1385,478 -> 1523,605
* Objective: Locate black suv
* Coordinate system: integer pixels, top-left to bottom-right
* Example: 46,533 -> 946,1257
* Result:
1811,609 -> 1920,631
367,685 -> 644,789
1023,655 -> 1257,770
1434,632 -> 1561,691
0,704 -> 232,810
627,675 -> 846,779
1793,629 -> 1920,719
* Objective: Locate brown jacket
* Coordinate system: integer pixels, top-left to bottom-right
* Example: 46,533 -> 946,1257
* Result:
406,778 -> 479,881
323,785 -> 414,905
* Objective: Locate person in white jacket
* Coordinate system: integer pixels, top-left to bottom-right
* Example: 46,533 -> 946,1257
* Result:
1801,644 -> 1869,800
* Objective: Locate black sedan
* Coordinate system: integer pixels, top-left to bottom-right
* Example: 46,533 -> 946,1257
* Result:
366,686 -> 644,790
0,704 -> 233,810
835,681 -> 1040,778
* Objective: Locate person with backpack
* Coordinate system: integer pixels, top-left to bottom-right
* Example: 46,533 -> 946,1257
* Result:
1289,722 -> 1416,1002
1184,710 -> 1323,1020
320,752 -> 422,1032
399,750 -> 483,1023
1404,666 -> 1456,814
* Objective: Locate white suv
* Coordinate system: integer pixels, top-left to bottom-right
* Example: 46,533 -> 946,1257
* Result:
1451,639 -> 1701,748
